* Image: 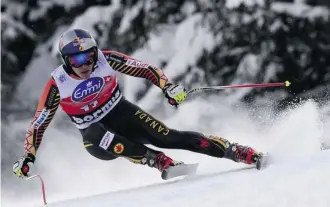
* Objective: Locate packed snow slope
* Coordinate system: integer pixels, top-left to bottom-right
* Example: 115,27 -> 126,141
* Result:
44,150 -> 330,207
3,99 -> 330,207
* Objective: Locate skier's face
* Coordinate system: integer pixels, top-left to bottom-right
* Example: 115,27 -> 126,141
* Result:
68,51 -> 95,79
72,63 -> 94,79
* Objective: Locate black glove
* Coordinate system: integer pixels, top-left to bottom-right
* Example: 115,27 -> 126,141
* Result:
13,153 -> 35,178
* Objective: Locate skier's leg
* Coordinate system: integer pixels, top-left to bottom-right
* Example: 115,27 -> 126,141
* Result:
80,125 -> 118,161
102,99 -> 261,165
80,122 -> 182,172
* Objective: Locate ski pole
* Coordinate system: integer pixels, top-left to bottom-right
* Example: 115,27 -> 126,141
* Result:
187,81 -> 291,95
26,174 -> 47,205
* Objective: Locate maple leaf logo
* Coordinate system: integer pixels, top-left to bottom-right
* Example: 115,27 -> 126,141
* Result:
200,138 -> 209,148
114,143 -> 124,154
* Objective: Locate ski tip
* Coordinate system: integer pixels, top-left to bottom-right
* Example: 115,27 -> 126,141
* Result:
256,159 -> 262,170
256,153 -> 270,170
161,163 -> 198,180
161,170 -> 168,180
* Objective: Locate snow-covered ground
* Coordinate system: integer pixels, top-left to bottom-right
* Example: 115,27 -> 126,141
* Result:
39,150 -> 330,207
3,97 -> 330,207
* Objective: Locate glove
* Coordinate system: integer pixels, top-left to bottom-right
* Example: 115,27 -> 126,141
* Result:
13,153 -> 35,178
162,83 -> 187,106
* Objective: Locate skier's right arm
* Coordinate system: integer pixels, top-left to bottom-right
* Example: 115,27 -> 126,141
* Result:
13,78 -> 60,177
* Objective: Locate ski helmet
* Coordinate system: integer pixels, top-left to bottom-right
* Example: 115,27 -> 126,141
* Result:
58,29 -> 98,67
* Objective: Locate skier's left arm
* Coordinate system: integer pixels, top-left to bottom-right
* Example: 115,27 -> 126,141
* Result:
103,50 -> 187,106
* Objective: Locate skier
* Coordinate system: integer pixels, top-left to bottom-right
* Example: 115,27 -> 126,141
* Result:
13,29 -> 262,179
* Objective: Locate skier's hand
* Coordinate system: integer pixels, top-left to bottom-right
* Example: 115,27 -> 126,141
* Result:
163,83 -> 187,106
13,153 -> 35,178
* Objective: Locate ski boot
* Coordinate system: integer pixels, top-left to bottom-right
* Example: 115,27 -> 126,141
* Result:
224,143 -> 262,166
143,149 -> 183,172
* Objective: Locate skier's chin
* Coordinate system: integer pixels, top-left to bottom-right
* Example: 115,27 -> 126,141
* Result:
79,70 -> 92,79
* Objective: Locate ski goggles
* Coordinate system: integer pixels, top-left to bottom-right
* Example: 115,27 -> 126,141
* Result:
67,51 -> 95,68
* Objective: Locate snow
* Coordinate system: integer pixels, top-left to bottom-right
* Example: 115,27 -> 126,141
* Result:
169,14 -> 215,77
38,150 -> 330,207
28,1 -> 58,21
68,2 -> 121,36
180,1 -> 197,16
1,12 -> 37,40
52,0 -> 84,10
117,1 -> 144,34
122,12 -> 216,104
51,1 -> 122,53
14,2 -> 123,107
14,41 -> 59,108
131,13 -> 216,109
271,2 -> 330,20
224,0 -> 330,21
3,95 -> 329,207
121,29 -> 172,102
225,0 -> 265,9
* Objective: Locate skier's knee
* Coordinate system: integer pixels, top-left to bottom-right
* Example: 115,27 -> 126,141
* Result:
84,141 -> 118,160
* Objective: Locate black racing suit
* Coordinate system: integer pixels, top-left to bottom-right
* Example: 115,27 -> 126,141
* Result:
23,50 -> 233,168
80,97 -> 228,162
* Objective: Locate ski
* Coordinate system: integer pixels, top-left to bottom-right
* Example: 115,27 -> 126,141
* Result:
161,163 -> 199,180
256,153 -> 271,170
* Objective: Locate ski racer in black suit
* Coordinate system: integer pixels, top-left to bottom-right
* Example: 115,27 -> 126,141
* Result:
13,29 -> 262,179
